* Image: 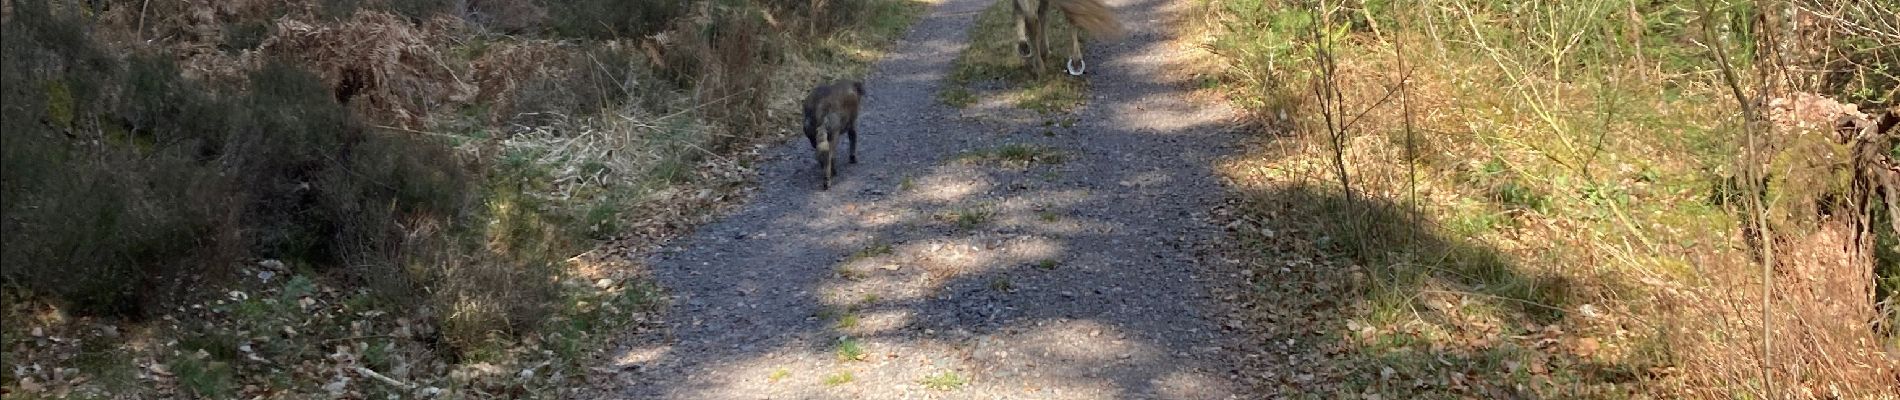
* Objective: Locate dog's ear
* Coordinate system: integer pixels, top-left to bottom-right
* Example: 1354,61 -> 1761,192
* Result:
854,81 -> 866,98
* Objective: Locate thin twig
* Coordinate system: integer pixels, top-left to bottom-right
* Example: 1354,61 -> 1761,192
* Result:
373,124 -> 476,141
1700,0 -> 1774,396
324,334 -> 398,343
1397,2 -> 1419,268
354,366 -> 416,389
1337,73 -> 1408,134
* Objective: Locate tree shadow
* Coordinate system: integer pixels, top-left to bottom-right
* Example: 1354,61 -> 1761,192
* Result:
589,0 -> 1269,398
1218,179 -> 1661,397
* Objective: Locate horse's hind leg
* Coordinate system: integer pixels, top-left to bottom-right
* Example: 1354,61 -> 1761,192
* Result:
1066,30 -> 1087,75
1029,14 -> 1048,76
1013,0 -> 1033,58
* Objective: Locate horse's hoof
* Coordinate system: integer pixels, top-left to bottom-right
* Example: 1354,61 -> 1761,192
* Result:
1017,42 -> 1033,59
1066,58 -> 1087,76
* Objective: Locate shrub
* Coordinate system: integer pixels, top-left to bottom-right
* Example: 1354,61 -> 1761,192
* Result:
1,4 -> 481,319
549,0 -> 688,40
764,0 -> 872,36
465,0 -> 550,34
1,5 -> 235,315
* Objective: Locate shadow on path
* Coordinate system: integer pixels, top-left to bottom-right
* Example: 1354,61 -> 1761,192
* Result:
596,0 -> 1250,398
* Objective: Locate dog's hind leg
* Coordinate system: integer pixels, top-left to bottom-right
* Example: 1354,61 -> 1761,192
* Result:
1030,11 -> 1048,75
846,120 -> 859,164
816,136 -> 833,190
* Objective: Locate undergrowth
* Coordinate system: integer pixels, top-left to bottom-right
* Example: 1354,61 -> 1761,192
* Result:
1198,0 -> 1898,397
0,0 -> 926,397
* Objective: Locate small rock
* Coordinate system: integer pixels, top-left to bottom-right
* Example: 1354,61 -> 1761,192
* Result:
16,378 -> 43,393
323,377 -> 349,395
595,278 -> 616,289
30,327 -> 42,337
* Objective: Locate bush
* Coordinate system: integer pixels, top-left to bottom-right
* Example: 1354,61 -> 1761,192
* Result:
2,4 -> 235,315
549,0 -> 688,40
763,0 -> 874,36
0,3 -> 478,318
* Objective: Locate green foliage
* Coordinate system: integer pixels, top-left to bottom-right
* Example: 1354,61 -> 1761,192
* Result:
172,356 -> 236,398
1207,2 -> 1316,112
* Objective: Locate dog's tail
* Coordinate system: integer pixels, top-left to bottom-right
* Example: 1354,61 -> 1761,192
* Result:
1051,0 -> 1123,39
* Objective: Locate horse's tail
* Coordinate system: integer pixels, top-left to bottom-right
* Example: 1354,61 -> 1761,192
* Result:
1051,0 -> 1123,39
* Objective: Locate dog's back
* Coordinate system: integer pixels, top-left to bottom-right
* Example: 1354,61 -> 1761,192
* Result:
803,81 -> 863,140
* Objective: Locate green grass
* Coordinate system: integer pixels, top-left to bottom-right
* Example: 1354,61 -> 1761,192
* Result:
957,144 -> 1067,168
988,276 -> 1015,292
834,312 -> 861,329
1035,258 -> 1060,270
835,265 -> 869,281
768,367 -> 791,383
946,205 -> 996,230
835,337 -> 868,361
849,240 -> 895,262
822,370 -> 856,386
938,86 -> 977,108
940,0 -> 1089,113
918,371 -> 968,391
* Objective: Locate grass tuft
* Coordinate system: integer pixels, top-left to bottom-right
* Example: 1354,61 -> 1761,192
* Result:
822,370 -> 856,386
835,337 -> 868,361
918,371 -> 968,391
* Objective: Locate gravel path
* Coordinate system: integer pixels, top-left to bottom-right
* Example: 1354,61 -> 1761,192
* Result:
594,0 -> 1246,397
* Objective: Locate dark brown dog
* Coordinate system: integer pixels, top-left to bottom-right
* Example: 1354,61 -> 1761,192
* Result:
802,80 -> 865,190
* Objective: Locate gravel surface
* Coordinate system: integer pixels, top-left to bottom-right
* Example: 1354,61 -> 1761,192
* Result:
594,0 -> 1248,397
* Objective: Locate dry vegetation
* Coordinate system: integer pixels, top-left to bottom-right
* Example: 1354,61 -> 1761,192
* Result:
0,0 -> 924,398
1191,0 -> 1899,397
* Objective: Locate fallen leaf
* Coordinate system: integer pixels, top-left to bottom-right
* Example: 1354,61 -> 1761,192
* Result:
1572,337 -> 1600,357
